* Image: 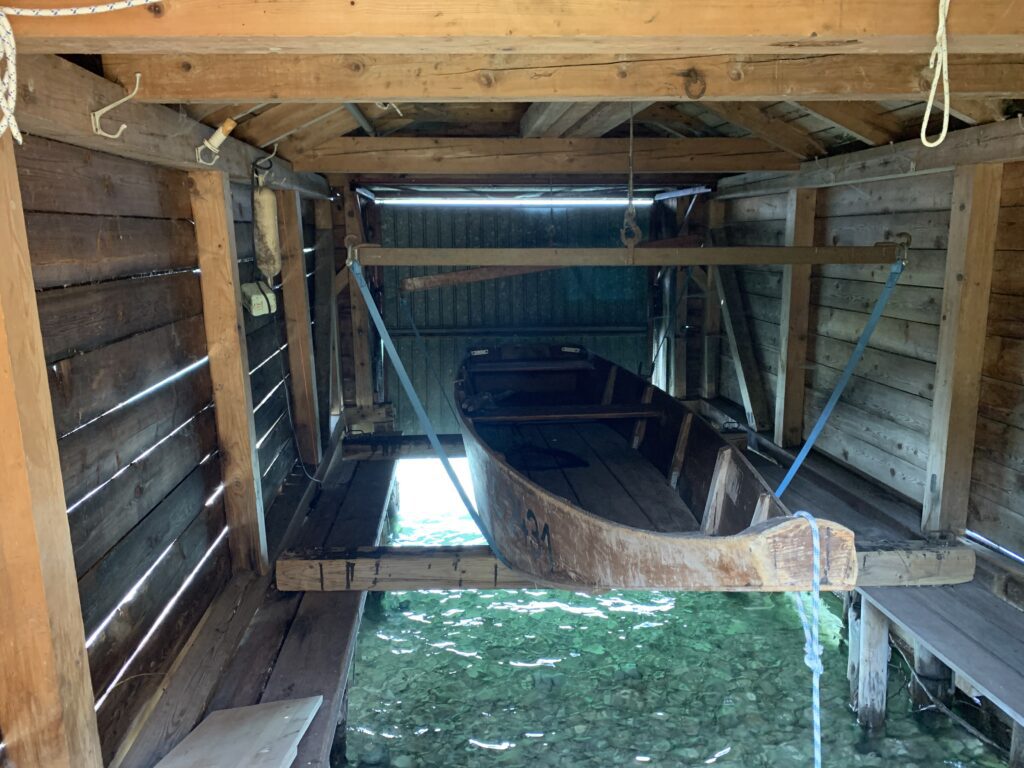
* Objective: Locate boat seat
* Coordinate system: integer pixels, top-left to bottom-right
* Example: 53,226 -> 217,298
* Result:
469,403 -> 663,424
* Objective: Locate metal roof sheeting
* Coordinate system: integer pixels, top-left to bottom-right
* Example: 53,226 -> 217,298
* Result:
378,204 -> 651,434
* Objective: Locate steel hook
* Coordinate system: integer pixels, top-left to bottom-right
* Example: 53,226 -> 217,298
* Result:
91,73 -> 141,140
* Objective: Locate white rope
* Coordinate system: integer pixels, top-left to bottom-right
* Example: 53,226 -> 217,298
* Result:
920,0 -> 952,148
791,510 -> 824,768
0,0 -> 161,143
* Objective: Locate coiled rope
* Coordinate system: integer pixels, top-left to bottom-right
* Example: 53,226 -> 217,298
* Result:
790,511 -> 824,768
0,0 -> 161,142
920,0 -> 952,148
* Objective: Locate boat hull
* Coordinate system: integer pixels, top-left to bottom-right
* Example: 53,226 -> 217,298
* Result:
456,346 -> 858,591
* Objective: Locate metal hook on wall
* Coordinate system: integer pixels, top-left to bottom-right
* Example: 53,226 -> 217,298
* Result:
91,73 -> 141,140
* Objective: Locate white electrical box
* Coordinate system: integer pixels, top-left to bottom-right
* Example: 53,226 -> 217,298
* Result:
241,282 -> 277,316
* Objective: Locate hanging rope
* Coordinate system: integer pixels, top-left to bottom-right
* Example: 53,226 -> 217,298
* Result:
0,0 -> 161,142
620,104 -> 642,250
791,511 -> 824,768
920,0 -> 952,148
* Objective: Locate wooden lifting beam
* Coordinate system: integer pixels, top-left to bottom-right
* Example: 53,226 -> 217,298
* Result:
276,541 -> 976,592
356,245 -> 901,268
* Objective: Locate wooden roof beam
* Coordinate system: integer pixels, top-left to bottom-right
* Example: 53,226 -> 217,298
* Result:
797,102 -> 907,146
702,102 -> 826,159
943,98 -> 1010,125
563,102 -> 655,137
19,55 -> 328,196
716,116 -> 1024,197
293,136 -> 799,174
276,109 -> 364,161
16,1 -> 1024,54
232,103 -> 347,148
101,54 -> 1024,104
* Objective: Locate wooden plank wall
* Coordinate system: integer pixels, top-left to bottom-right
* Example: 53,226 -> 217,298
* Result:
15,136 -> 230,762
715,174 -> 951,507
232,184 -> 315,520
974,163 -> 1024,554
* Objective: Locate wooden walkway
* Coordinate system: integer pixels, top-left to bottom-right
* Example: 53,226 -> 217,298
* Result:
114,457 -> 396,768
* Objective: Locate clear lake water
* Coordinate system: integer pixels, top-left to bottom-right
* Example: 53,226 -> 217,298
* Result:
344,459 -> 1006,768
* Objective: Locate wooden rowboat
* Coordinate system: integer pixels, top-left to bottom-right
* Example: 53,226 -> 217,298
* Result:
455,344 -> 858,592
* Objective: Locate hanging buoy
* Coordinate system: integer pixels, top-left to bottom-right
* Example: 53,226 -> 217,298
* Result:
253,185 -> 281,283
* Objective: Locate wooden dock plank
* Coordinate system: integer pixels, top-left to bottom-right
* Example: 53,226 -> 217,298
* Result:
862,582 -> 1024,725
261,461 -> 395,767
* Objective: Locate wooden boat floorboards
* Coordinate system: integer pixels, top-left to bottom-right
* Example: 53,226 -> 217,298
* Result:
456,344 -> 859,592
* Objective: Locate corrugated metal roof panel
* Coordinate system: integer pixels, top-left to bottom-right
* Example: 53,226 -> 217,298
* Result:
376,204 -> 650,434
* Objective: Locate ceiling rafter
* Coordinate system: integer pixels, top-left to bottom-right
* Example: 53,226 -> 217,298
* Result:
700,103 -> 827,159
797,102 -> 907,146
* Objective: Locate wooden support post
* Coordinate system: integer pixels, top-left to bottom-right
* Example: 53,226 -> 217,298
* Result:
1011,722 -> 1024,768
313,199 -> 338,449
857,598 -> 890,730
190,170 -> 268,574
922,163 -> 1003,534
342,185 -> 375,409
847,598 -> 862,710
671,266 -> 689,397
910,641 -> 952,708
775,188 -> 816,447
277,189 -> 322,465
0,133 -> 103,768
702,202 -> 724,399
715,264 -> 771,430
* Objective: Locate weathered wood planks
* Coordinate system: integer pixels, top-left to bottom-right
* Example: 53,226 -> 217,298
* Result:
277,540 -> 975,592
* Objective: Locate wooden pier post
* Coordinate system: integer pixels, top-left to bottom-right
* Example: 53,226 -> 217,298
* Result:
857,599 -> 890,730
847,598 -> 862,710
910,641 -> 952,708
1010,722 -> 1023,768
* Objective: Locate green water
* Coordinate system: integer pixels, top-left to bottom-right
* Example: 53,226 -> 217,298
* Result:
345,459 -> 1005,768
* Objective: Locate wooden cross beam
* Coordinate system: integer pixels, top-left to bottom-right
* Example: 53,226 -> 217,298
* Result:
354,244 -> 901,267
292,137 -> 798,175
101,53 -> 1024,104
275,541 -> 976,592
14,2 -> 1023,55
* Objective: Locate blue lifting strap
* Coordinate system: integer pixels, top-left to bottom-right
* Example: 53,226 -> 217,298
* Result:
348,254 -> 507,560
775,257 -> 906,498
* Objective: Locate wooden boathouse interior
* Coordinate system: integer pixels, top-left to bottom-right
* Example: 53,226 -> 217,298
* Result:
4,4 -> 1024,765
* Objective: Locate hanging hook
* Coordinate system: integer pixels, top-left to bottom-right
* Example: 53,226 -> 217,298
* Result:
196,118 -> 238,166
91,73 -> 141,140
